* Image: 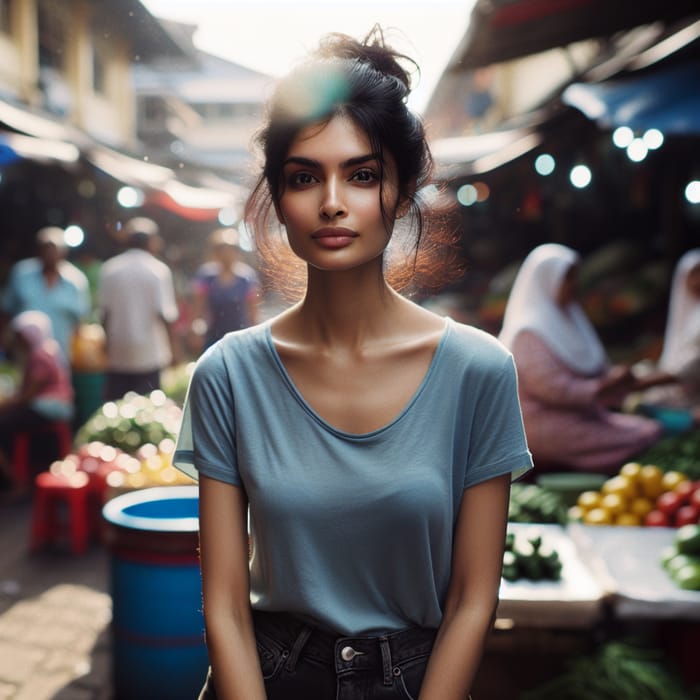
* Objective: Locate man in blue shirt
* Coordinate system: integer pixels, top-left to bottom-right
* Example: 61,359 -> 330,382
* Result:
1,227 -> 90,363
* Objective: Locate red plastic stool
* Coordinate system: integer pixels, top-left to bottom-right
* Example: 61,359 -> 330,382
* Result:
30,471 -> 91,555
12,421 -> 73,491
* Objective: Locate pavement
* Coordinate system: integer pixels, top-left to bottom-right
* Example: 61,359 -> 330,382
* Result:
0,497 -> 113,700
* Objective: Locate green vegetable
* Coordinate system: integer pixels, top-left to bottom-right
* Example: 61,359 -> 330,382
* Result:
509,484 -> 568,525
502,531 -> 563,582
520,639 -> 695,700
636,429 -> 700,480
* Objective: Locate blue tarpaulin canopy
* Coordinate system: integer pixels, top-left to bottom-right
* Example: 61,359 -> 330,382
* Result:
562,61 -> 700,135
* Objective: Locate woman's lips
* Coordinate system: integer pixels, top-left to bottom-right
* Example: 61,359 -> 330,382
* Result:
311,228 -> 358,249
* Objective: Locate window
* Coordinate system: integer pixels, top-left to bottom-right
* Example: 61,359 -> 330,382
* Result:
92,46 -> 106,94
38,4 -> 65,70
0,0 -> 11,34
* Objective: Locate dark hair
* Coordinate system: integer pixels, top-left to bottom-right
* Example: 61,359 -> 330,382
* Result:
245,25 -> 461,299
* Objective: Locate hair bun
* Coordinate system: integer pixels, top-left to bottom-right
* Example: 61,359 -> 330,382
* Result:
314,24 -> 415,92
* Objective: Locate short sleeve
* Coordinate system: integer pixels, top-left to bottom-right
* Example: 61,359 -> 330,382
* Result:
464,352 -> 532,487
173,347 -> 241,486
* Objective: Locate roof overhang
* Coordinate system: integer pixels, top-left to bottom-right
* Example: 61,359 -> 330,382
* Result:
449,0 -> 700,69
563,59 -> 700,135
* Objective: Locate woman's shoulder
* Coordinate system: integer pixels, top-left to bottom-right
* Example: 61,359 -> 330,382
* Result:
444,317 -> 513,360
195,322 -> 271,370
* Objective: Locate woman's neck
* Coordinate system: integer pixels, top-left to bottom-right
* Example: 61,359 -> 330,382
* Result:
293,266 -> 406,349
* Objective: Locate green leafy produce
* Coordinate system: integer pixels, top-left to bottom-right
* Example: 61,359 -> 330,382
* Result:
520,639 -> 696,700
509,483 -> 568,524
74,390 -> 182,455
637,430 -> 700,480
502,532 -> 562,582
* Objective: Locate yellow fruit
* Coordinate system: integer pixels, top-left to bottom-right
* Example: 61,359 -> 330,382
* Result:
600,492 -> 627,516
639,465 -> 664,500
619,462 -> 642,482
583,507 -> 613,525
629,497 -> 654,518
615,512 -> 642,526
662,470 -> 687,492
602,475 -> 635,499
577,491 -> 602,510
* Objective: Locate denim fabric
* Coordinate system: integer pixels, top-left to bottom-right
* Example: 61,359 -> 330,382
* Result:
197,610 -> 437,699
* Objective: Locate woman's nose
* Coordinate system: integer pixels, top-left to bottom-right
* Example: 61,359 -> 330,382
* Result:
319,179 -> 346,220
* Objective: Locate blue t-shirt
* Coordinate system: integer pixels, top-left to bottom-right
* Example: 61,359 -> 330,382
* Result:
174,318 -> 532,635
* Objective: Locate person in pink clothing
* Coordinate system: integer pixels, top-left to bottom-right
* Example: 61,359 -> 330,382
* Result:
499,243 -> 663,474
0,310 -> 74,493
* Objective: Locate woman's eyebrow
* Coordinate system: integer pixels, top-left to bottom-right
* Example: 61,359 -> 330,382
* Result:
283,153 -> 381,168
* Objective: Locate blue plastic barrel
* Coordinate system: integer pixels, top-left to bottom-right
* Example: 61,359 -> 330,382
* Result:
102,486 -> 208,700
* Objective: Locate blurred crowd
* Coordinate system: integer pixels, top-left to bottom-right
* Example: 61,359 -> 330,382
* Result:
0,219 -> 259,499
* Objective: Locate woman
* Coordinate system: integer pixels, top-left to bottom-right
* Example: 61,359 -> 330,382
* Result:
499,243 -> 662,474
0,310 -> 74,493
639,248 -> 700,411
190,227 -> 260,351
175,27 -> 532,700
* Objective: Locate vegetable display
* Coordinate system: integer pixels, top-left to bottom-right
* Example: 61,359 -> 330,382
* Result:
74,390 -> 182,455
660,523 -> 700,591
637,430 -> 700,481
568,462 -> 699,527
502,531 -> 563,582
508,483 -> 568,525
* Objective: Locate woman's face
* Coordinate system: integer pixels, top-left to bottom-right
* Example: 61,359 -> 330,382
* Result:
276,114 -> 402,274
686,263 -> 700,298
556,265 -> 578,307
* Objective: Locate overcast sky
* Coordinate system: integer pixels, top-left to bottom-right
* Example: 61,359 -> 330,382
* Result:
141,0 -> 475,113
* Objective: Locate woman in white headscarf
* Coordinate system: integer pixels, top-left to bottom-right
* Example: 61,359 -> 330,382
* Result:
637,249 -> 700,413
499,243 -> 663,473
0,310 -> 74,493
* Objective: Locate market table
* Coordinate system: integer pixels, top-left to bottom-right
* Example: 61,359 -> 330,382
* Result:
496,522 -> 700,625
567,523 -> 700,620
496,523 -> 606,628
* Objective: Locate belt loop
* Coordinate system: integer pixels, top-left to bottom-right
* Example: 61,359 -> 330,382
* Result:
284,625 -> 312,672
379,636 -> 392,686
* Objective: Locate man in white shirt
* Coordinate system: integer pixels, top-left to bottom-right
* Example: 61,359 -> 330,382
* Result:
99,217 -> 179,401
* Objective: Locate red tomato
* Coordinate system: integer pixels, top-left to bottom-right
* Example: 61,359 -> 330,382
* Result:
690,485 -> 700,510
676,504 -> 700,527
644,510 -> 671,527
675,480 -> 696,503
656,491 -> 685,519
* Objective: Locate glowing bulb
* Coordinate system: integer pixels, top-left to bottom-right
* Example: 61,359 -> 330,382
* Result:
626,138 -> 648,162
643,129 -> 664,150
456,184 -> 478,206
117,186 -> 144,208
685,180 -> 700,205
612,126 -> 634,148
535,154 -> 555,176
570,165 -> 592,189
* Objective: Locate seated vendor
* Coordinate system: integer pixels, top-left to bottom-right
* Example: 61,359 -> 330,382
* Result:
498,243 -> 663,474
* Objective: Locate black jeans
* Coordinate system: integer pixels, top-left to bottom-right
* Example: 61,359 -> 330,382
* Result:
198,610 -> 437,699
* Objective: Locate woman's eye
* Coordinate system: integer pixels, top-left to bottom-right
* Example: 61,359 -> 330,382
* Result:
289,172 -> 316,186
351,169 -> 378,183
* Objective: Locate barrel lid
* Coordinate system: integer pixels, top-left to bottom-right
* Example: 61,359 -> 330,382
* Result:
102,485 -> 199,532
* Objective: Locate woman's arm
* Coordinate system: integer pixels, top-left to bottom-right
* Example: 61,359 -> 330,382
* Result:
198,475 -> 266,700
419,473 -> 511,700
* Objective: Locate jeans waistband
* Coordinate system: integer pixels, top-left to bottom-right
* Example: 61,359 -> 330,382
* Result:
252,610 -> 437,686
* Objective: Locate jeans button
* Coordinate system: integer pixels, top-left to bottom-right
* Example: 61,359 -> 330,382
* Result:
340,645 -> 363,661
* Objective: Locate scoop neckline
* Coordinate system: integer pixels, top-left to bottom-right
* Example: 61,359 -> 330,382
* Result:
264,317 -> 453,440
